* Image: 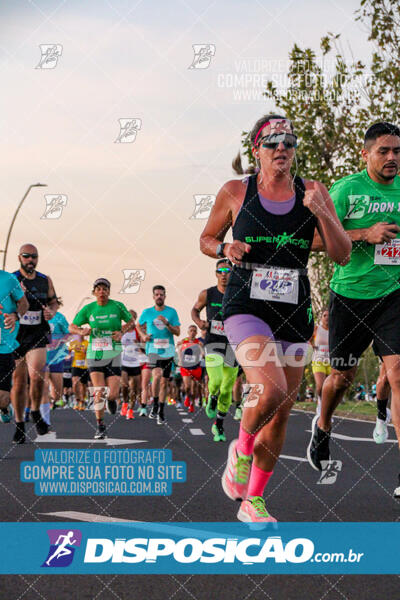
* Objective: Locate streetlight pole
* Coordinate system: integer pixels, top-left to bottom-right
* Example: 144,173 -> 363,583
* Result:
1,183 -> 47,270
75,297 -> 91,313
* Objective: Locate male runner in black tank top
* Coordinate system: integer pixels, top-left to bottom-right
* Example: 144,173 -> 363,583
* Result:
11,244 -> 59,443
191,259 -> 238,442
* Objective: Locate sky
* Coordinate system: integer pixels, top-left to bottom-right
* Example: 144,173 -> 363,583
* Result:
1,0 -> 371,331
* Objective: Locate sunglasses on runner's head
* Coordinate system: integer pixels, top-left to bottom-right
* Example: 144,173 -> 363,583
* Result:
21,253 -> 38,259
259,132 -> 297,149
216,267 -> 232,273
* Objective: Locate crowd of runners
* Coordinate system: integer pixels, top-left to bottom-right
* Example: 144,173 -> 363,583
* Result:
1,116 -> 400,523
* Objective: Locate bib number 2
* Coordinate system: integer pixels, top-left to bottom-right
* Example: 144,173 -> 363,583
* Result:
250,268 -> 299,304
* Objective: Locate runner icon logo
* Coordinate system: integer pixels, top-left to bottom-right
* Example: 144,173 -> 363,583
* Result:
36,44 -> 63,69
188,44 -> 216,69
345,195 -> 370,220
242,383 -> 264,408
190,195 -> 216,219
119,269 -> 146,294
41,195 -> 68,220
42,529 -> 82,567
317,460 -> 343,485
115,118 -> 142,143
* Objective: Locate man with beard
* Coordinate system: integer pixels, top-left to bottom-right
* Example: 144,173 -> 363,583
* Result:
11,244 -> 59,443
138,285 -> 180,425
307,122 -> 400,498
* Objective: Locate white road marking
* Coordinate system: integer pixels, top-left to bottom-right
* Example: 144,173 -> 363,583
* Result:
280,454 -> 308,463
182,419 -> 193,423
189,428 -> 205,435
34,432 -> 146,446
305,430 -> 397,443
40,511 -> 139,522
39,512 -> 257,540
294,408 -> 394,427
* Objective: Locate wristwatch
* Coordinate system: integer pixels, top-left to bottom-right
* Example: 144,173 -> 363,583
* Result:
216,243 -> 227,258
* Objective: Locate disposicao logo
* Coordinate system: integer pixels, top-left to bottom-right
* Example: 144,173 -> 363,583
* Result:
42,529 -> 82,567
83,536 -> 314,564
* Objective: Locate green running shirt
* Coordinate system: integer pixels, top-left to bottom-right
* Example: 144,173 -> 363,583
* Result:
73,299 -> 132,360
330,169 -> 400,299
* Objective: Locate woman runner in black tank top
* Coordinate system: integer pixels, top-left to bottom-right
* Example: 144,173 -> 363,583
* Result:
200,114 -> 351,523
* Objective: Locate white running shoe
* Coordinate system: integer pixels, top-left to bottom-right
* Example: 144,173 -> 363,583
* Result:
394,474 -> 400,498
373,408 -> 391,444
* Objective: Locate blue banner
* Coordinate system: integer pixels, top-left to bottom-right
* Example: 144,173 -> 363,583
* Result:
0,522 -> 398,574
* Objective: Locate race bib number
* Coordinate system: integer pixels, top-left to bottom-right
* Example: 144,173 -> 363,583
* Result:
123,347 -> 138,364
313,345 -> 329,363
20,310 -> 42,326
75,359 -> 85,367
154,338 -> 169,349
374,240 -> 400,265
250,268 -> 299,304
184,354 -> 196,364
91,337 -> 113,351
210,320 -> 225,335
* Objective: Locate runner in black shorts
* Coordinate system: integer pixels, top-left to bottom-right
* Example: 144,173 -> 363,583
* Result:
0,270 -> 28,425
307,123 -> 400,496
70,278 -> 134,439
69,335 -> 89,410
138,286 -> 181,425
120,310 -> 143,419
200,114 -> 350,522
11,244 -> 59,443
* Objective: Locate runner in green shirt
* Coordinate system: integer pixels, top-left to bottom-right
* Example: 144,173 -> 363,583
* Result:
70,278 -> 134,439
307,122 -> 400,497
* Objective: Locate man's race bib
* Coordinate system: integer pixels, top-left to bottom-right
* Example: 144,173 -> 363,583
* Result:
374,239 -> 400,265
91,337 -> 113,351
210,320 -> 225,335
153,338 -> 169,349
250,268 -> 299,304
20,310 -> 42,326
75,359 -> 85,367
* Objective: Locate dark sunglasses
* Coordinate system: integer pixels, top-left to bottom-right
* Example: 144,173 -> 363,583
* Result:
259,132 -> 297,150
21,253 -> 38,259
216,267 -> 232,273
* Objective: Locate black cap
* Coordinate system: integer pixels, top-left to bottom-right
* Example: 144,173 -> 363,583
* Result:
93,277 -> 111,289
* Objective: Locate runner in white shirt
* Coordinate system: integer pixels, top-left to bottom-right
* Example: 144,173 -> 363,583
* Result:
120,310 -> 146,419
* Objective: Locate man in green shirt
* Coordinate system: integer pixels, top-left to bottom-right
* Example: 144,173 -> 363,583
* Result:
70,278 -> 134,439
308,122 -> 400,496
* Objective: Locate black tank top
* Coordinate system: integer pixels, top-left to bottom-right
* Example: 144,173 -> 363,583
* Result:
232,174 -> 316,268
205,286 -> 229,346
222,174 -> 317,342
14,270 -> 51,338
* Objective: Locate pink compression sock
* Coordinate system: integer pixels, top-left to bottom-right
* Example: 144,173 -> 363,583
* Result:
247,464 -> 273,498
236,424 -> 256,456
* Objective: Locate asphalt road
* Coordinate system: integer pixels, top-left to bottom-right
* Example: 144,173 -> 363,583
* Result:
0,403 -> 399,599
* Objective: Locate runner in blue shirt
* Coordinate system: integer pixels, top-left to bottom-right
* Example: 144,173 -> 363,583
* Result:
0,270 -> 28,424
41,300 -> 70,425
138,285 -> 180,424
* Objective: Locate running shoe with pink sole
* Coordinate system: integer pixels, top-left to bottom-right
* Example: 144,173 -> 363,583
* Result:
237,496 -> 277,523
221,439 -> 252,501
